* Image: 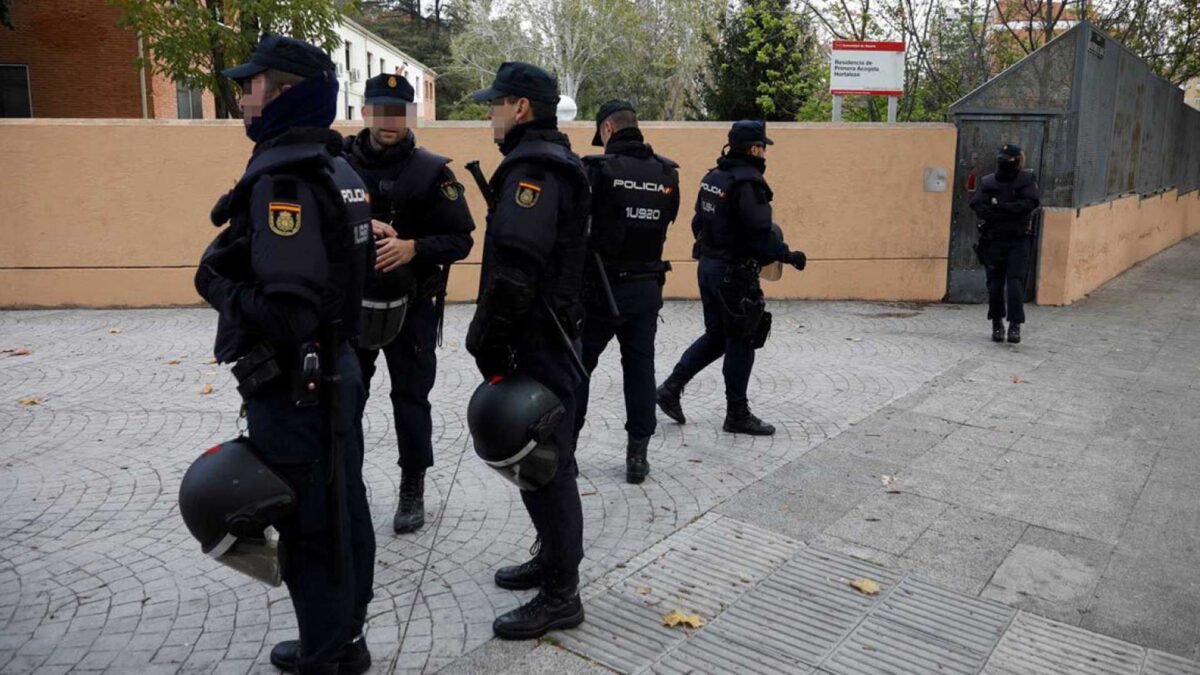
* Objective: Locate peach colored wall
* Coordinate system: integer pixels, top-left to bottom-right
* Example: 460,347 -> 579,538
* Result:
1037,190 -> 1200,305
0,119 -> 956,308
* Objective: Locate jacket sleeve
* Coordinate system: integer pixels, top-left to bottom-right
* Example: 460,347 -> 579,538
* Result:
202,174 -> 324,348
1001,173 -> 1041,217
412,166 -> 476,265
737,181 -> 790,262
969,182 -> 1000,222
668,167 -> 682,225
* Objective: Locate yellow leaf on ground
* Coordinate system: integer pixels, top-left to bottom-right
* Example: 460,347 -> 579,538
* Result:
166,359 -> 181,365
108,328 -> 123,335
8,348 -> 31,356
1011,375 -> 1024,384
18,396 -> 43,406
201,384 -> 214,395
662,609 -> 705,629
207,357 -> 218,364
849,578 -> 881,595
636,586 -> 652,595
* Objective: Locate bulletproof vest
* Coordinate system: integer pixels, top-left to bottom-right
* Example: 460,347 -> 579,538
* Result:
584,152 -> 678,273
978,170 -> 1036,237
490,139 -> 591,315
696,163 -> 771,262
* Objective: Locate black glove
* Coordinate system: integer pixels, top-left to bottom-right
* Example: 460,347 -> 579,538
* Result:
210,191 -> 234,226
786,250 -> 807,271
194,263 -> 219,302
473,344 -> 515,379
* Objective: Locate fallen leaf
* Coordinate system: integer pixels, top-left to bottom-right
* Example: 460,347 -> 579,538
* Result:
1011,375 -> 1024,384
166,359 -> 181,365
7,348 -> 31,357
580,491 -> 597,497
201,384 -> 214,395
18,396 -> 43,406
846,336 -> 863,342
107,328 -> 123,335
662,609 -> 705,629
880,475 -> 895,487
207,357 -> 218,365
687,459 -> 703,463
636,586 -> 652,595
849,578 -> 882,595
204,371 -> 218,376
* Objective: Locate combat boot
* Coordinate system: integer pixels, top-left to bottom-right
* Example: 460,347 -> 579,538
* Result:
1007,323 -> 1022,344
494,556 -> 545,590
493,571 -> 585,640
992,319 -> 1004,342
392,469 -> 425,534
626,436 -> 650,484
270,632 -> 371,674
656,377 -> 686,424
723,403 -> 776,436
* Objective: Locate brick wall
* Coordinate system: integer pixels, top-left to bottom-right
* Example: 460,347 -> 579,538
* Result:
0,0 -> 144,118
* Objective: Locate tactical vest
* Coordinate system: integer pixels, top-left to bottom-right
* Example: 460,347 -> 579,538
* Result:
978,170 -> 1036,237
584,152 -> 678,273
696,164 -> 772,263
489,139 -> 590,321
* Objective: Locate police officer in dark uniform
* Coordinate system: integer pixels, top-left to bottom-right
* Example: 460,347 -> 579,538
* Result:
343,73 -> 475,534
194,35 -> 376,674
656,120 -> 806,436
464,62 -> 591,639
970,143 -> 1040,344
575,100 -> 680,484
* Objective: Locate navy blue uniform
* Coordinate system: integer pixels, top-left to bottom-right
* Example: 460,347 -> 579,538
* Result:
466,121 -> 590,577
575,128 -> 680,442
971,169 -> 1040,324
667,155 -> 791,406
343,129 -> 475,472
196,127 -> 375,670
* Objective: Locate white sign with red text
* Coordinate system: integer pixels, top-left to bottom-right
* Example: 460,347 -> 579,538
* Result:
830,41 -> 905,96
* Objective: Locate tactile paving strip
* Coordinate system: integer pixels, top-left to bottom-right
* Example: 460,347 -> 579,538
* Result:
1143,649 -> 1200,675
981,611 -> 1145,675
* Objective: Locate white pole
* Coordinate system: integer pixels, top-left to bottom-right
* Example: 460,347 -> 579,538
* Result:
887,96 -> 898,123
832,95 -> 843,122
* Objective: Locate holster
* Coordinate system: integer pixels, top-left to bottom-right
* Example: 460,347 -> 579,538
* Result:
720,264 -> 766,340
752,310 -> 773,349
231,343 -> 282,399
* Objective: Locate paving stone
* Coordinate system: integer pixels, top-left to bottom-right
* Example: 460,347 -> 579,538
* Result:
981,526 -> 1113,626
898,505 -> 1027,595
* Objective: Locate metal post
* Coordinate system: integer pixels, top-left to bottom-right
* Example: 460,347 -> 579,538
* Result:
887,96 -> 898,123
832,95 -> 843,122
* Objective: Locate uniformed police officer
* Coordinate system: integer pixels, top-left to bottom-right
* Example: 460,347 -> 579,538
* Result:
344,73 -> 475,534
574,100 -> 680,484
194,35 -> 376,674
464,62 -> 591,639
656,120 -> 806,436
970,143 -> 1040,344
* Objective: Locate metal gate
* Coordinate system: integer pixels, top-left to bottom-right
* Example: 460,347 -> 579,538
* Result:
946,117 -> 1047,303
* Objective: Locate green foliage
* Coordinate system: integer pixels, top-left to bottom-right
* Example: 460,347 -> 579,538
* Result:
695,0 -> 821,121
109,0 -> 348,118
1,0 -> 13,30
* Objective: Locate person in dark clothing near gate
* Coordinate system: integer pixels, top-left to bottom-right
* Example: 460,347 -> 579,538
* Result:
343,73 -> 475,534
970,143 -> 1040,344
575,100 -> 680,484
656,120 -> 807,436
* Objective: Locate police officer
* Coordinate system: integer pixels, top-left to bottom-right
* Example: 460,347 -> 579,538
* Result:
464,62 -> 591,639
970,143 -> 1040,344
656,120 -> 806,436
575,100 -> 680,484
194,35 -> 375,674
344,73 -> 475,534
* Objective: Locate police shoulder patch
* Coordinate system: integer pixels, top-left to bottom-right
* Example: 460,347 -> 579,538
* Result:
440,181 -> 460,201
515,181 -> 542,209
268,202 -> 302,237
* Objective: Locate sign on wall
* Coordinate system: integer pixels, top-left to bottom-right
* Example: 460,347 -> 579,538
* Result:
830,41 -> 906,96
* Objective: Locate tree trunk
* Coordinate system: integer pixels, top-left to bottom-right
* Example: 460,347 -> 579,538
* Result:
208,0 -> 242,118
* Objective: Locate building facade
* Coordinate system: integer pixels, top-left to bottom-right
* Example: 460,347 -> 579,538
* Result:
0,1 -> 434,120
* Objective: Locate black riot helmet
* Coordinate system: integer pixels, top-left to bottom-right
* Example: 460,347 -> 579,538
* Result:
178,438 -> 296,586
358,265 -> 417,350
468,374 -> 565,491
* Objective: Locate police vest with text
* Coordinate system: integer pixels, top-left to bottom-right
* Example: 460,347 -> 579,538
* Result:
585,153 -> 679,275
977,171 -> 1037,238
696,164 -> 767,263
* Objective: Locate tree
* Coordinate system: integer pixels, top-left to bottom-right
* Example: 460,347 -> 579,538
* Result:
109,0 -> 347,118
695,0 -> 823,120
1095,0 -> 1200,85
2,0 -> 13,30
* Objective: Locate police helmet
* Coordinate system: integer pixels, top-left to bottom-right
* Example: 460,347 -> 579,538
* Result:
468,374 -> 565,491
359,265 -> 417,350
178,437 -> 296,586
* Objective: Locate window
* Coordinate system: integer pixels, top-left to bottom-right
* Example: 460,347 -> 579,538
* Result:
367,52 -> 373,77
344,41 -> 352,72
175,82 -> 204,119
380,58 -> 386,75
0,65 -> 32,117
347,105 -> 355,120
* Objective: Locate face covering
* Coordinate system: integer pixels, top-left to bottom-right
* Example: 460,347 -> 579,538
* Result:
996,155 -> 1021,180
245,73 -> 339,144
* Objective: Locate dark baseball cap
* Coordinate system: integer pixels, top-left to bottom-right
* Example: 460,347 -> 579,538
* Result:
364,73 -> 415,106
221,34 -> 334,82
592,99 -> 636,146
999,143 -> 1023,158
470,62 -> 560,104
729,120 -> 774,146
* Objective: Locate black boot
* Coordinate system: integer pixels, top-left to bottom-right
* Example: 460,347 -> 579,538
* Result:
626,436 -> 650,484
656,377 -> 686,424
269,632 -> 371,674
494,556 -> 545,590
1007,323 -> 1021,344
393,469 -> 425,534
992,319 -> 1004,342
723,403 -> 776,436
493,572 -> 584,640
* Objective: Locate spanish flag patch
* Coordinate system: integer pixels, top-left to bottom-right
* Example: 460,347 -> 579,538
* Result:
515,181 -> 542,208
268,202 -> 301,237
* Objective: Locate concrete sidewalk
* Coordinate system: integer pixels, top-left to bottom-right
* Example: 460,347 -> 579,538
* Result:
1,237 -> 1198,673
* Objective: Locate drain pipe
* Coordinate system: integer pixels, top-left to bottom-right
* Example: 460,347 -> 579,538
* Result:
136,33 -> 149,118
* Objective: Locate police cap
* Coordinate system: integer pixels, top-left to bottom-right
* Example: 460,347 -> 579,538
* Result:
999,143 -> 1022,158
364,73 -> 415,106
729,119 -> 774,146
221,34 -> 334,82
470,62 -> 560,105
592,99 -> 636,147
